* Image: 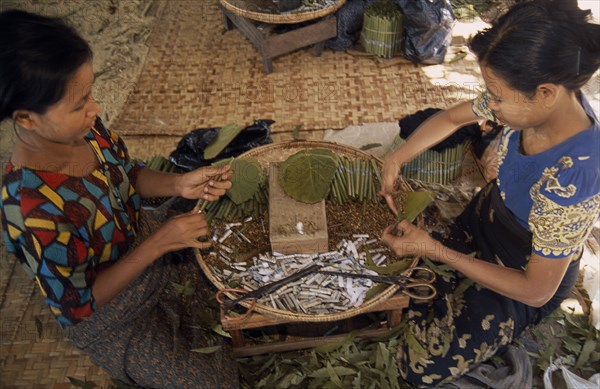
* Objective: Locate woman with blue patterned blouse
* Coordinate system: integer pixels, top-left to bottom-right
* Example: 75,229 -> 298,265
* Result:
0,10 -> 238,388
380,0 -> 599,386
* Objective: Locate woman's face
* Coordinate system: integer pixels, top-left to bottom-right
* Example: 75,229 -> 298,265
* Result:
30,61 -> 101,144
480,65 -> 547,130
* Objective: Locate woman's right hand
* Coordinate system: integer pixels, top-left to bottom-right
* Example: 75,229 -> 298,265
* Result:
145,209 -> 212,257
380,154 -> 403,215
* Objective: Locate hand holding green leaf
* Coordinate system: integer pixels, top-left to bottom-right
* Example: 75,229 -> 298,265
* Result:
397,190 -> 434,222
213,157 -> 264,204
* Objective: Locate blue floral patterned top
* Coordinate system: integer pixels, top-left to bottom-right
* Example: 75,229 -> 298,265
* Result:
472,92 -> 600,258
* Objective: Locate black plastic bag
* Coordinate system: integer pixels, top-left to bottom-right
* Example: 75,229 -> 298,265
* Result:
168,119 -> 274,171
395,0 -> 455,64
399,108 -> 481,152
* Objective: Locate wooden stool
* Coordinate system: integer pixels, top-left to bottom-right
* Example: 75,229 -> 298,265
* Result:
221,293 -> 409,357
220,6 -> 337,73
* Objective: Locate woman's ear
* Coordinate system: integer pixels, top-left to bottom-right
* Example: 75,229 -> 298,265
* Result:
12,110 -> 38,131
535,83 -> 560,108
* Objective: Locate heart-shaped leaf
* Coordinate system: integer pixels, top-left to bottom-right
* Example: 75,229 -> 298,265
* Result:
214,157 -> 264,204
279,149 -> 339,203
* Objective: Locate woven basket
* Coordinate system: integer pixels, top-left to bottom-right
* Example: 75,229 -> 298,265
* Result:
220,0 -> 346,24
195,140 -> 417,322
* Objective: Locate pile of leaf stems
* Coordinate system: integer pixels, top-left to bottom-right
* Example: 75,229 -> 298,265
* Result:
204,155 -> 382,224
145,154 -> 178,173
204,185 -> 269,224
329,157 -> 381,204
403,143 -> 467,185
360,0 -> 402,58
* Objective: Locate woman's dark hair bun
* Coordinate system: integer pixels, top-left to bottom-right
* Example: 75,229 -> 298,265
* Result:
0,10 -> 92,122
469,0 -> 600,96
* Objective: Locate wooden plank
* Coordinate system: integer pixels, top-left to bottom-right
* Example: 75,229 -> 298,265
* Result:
231,328 -> 391,357
268,163 -> 329,254
221,7 -> 267,54
221,294 -> 409,331
264,17 -> 337,58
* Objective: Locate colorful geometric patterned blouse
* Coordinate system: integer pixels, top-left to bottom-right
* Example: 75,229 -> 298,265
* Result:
472,92 -> 600,259
1,118 -> 142,327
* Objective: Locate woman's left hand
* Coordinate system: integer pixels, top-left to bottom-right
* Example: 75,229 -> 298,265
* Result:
381,220 -> 438,257
178,165 -> 233,201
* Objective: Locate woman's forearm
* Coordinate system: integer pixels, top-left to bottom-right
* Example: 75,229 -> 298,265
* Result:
427,241 -> 570,307
135,168 -> 182,198
91,240 -> 160,308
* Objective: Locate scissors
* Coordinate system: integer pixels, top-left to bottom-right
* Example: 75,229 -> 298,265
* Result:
216,264 -> 437,322
318,266 -> 437,300
216,263 -> 321,320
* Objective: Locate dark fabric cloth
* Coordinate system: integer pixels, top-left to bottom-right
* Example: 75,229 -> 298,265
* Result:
399,108 -> 481,152
63,256 -> 239,389
399,180 -> 579,387
326,0 -> 376,51
438,344 -> 533,389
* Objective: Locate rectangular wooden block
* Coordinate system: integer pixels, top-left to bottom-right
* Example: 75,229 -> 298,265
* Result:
269,163 -> 328,254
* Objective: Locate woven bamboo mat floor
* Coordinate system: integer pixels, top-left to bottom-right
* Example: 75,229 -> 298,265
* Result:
0,3 -> 490,388
115,1 -> 485,161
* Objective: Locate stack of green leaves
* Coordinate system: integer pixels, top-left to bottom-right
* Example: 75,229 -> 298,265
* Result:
360,0 -> 403,58
279,149 -> 339,204
402,143 -> 468,185
238,324 -> 411,389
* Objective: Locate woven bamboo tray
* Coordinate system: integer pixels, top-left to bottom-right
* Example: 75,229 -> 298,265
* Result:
220,0 -> 346,24
195,140 -> 418,322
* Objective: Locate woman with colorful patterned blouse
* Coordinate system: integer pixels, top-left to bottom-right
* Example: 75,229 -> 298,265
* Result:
380,0 -> 600,386
0,10 -> 238,388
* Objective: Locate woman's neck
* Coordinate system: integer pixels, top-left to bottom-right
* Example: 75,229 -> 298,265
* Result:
12,130 -> 97,174
531,92 -> 592,143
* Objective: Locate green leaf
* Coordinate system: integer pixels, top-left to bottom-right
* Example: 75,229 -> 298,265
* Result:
192,345 -> 222,354
326,361 -> 343,388
276,371 -> 303,388
67,377 -> 97,389
215,158 -> 263,204
360,143 -> 382,151
212,324 -> 232,338
171,280 -> 195,296
405,331 -> 428,360
375,343 -> 386,370
575,339 -> 596,368
365,283 -> 389,301
364,252 -> 412,276
314,333 -> 356,353
204,124 -> 244,160
422,257 -> 456,279
292,124 -> 302,140
562,335 -> 582,354
398,190 -> 434,222
453,279 -> 474,299
279,149 -> 339,203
